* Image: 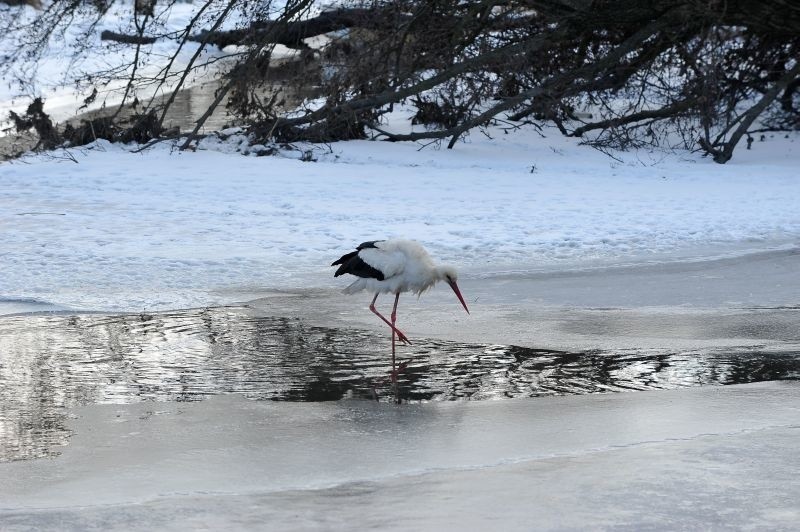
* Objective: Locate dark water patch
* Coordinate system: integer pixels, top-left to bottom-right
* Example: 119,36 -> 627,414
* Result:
0,296 -> 68,315
1,306 -> 799,461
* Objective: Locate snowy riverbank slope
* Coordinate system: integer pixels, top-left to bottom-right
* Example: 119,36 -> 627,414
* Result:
2,128 -> 798,313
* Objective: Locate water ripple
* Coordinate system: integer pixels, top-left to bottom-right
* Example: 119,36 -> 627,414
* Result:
1,306 -> 798,461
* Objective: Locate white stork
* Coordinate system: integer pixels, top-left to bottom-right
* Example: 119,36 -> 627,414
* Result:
331,239 -> 470,377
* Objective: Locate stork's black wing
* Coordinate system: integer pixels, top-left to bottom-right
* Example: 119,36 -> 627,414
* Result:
331,241 -> 385,280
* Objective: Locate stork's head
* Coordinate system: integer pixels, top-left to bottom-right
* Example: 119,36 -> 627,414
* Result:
437,266 -> 470,314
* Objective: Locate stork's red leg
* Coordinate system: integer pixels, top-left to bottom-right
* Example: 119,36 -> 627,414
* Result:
369,294 -> 412,345
390,292 -> 400,374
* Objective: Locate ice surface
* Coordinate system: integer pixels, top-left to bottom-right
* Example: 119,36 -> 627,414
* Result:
1,382 -> 798,530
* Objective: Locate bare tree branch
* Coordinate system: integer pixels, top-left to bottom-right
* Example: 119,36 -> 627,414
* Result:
700,62 -> 800,163
6,0 -> 798,162
569,100 -> 693,137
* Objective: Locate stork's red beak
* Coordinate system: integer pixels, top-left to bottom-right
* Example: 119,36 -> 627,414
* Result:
447,280 -> 470,314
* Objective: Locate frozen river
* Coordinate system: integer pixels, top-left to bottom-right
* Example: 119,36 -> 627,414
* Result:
1,279 -> 800,529
2,168 -> 799,528
1,248 -> 800,530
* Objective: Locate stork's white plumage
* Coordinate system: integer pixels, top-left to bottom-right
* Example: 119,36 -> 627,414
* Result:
331,239 -> 470,385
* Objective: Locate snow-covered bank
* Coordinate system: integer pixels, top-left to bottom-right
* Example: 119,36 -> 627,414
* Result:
1,382 -> 798,530
2,130 -> 798,313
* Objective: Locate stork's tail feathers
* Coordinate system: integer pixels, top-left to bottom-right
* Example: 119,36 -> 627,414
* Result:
331,251 -> 358,277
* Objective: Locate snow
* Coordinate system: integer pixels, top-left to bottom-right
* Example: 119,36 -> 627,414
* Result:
1,382 -> 798,530
1,130 -> 799,312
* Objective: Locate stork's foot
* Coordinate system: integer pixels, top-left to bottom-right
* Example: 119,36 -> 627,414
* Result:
394,329 -> 412,345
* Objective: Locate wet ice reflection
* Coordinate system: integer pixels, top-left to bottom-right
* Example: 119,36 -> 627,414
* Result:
1,306 -> 798,461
